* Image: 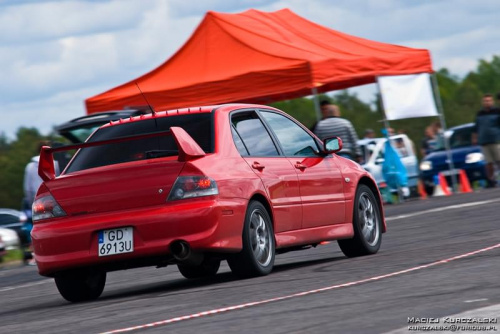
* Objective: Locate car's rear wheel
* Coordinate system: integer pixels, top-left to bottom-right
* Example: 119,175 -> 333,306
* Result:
54,270 -> 106,302
227,201 -> 275,277
177,258 -> 221,279
338,184 -> 382,257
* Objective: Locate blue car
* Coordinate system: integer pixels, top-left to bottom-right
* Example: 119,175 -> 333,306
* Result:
420,123 -> 487,194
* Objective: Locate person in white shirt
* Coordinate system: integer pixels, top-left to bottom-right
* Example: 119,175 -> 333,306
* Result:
23,143 -> 60,205
22,142 -> 59,265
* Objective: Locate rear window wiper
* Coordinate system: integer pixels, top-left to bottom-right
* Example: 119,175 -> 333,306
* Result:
144,150 -> 178,159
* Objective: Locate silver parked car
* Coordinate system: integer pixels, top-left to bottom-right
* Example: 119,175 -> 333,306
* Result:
0,209 -> 29,246
358,134 -> 419,196
0,227 -> 20,251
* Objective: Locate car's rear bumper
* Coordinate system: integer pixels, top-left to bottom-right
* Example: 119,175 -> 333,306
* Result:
32,197 -> 246,276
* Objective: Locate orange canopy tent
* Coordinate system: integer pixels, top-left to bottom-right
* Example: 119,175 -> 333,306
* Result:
85,8 -> 433,114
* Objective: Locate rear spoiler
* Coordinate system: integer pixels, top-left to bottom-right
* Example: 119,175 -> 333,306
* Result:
38,127 -> 205,182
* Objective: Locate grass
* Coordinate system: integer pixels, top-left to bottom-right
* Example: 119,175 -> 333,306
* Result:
1,248 -> 24,264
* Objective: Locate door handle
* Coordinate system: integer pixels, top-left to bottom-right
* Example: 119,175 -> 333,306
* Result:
251,162 -> 265,171
294,162 -> 307,170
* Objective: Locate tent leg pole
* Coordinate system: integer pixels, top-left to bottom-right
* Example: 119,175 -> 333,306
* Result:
312,88 -> 322,122
431,73 -> 458,193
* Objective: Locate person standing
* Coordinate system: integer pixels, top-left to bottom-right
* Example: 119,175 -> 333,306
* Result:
421,126 -> 437,157
313,100 -> 361,161
472,94 -> 500,187
23,142 -> 59,264
363,129 -> 375,139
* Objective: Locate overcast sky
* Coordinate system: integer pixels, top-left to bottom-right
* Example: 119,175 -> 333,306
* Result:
1,0 -> 499,139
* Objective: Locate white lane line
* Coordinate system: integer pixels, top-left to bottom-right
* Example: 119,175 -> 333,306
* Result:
99,243 -> 500,334
386,198 -> 500,221
464,298 -> 489,303
0,279 -> 51,292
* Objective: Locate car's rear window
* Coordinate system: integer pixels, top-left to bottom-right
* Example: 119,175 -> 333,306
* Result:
66,113 -> 213,173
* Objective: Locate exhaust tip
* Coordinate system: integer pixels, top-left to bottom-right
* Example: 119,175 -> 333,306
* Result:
171,240 -> 190,261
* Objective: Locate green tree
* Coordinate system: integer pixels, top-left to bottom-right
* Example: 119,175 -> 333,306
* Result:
466,55 -> 500,95
0,128 -> 46,209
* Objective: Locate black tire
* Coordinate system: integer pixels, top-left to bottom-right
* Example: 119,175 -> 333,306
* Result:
177,258 -> 221,279
409,185 -> 419,198
54,270 -> 106,302
227,201 -> 275,278
338,184 -> 382,257
424,185 -> 434,196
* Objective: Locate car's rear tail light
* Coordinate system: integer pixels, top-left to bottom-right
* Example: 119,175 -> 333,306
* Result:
168,176 -> 218,201
32,195 -> 67,222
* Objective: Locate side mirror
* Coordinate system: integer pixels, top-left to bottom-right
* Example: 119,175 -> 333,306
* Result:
323,137 -> 343,154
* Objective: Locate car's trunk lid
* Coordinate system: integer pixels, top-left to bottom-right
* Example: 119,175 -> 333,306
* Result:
46,158 -> 184,215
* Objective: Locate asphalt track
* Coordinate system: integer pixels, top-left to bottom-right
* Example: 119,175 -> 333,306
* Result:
1,189 -> 499,334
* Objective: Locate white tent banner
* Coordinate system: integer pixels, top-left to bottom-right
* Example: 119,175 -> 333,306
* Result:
378,73 -> 438,120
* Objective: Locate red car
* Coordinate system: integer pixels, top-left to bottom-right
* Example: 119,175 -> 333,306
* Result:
32,104 -> 385,302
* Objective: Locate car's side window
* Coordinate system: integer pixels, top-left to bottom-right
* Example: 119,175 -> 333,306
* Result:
260,111 -> 319,157
231,112 -> 279,156
231,126 -> 249,156
0,214 -> 19,226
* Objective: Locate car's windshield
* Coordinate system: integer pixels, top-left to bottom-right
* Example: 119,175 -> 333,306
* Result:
66,113 -> 213,173
359,141 -> 378,164
434,127 -> 473,151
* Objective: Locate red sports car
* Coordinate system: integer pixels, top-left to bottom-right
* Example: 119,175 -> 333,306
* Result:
32,104 -> 385,302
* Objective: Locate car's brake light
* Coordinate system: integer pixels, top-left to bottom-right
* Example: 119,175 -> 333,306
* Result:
168,176 -> 218,201
32,195 -> 67,222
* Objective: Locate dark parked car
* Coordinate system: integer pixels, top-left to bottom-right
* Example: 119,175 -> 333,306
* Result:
56,109 -> 150,144
54,109 -> 150,169
420,123 -> 487,194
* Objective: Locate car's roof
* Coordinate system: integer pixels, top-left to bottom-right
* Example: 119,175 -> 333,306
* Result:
358,138 -> 384,145
448,123 -> 474,131
102,104 -> 277,129
358,134 -> 407,145
0,209 -> 21,216
55,109 -> 149,132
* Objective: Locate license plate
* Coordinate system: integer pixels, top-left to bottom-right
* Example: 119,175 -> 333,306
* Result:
98,227 -> 133,257
440,169 -> 460,176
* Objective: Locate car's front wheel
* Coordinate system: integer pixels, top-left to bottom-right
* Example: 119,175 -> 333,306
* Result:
227,201 -> 275,277
54,270 -> 106,302
338,184 -> 382,257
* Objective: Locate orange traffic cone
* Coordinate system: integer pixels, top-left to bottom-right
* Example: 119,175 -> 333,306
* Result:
432,175 -> 445,196
438,173 -> 452,196
418,180 -> 427,199
459,170 -> 473,193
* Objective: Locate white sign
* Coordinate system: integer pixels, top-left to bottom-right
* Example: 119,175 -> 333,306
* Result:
378,73 -> 438,120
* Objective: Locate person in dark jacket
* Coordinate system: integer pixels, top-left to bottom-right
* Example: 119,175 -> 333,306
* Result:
313,101 -> 361,161
472,94 -> 500,187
